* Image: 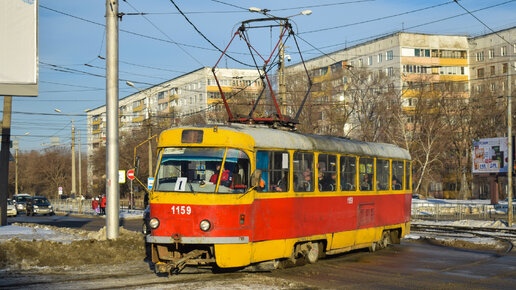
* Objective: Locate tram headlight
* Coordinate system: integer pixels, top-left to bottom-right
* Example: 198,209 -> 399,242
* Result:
149,218 -> 160,229
200,219 -> 211,232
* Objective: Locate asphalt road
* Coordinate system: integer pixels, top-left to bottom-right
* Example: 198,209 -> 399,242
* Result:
5,214 -> 516,288
7,212 -> 142,232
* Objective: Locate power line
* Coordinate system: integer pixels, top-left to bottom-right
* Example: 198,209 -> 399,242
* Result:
301,0 -> 516,54
123,0 -> 204,67
300,0 -> 454,35
169,0 -> 254,68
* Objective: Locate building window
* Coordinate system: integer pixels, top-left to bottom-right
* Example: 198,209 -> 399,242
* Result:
368,56 -> 373,66
476,51 -> 484,61
501,46 -> 507,56
377,53 -> 383,63
477,68 -> 484,78
503,63 -> 508,74
415,48 -> 430,57
386,50 -> 394,60
490,83 -> 496,92
157,91 -> 165,100
358,58 -> 363,67
387,67 -> 394,77
132,99 -> 142,108
490,66 -> 496,76
489,49 -> 495,59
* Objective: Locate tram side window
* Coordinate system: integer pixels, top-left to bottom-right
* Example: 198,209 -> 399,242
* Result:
359,158 -> 374,191
293,152 -> 314,192
376,159 -> 390,191
256,150 -> 289,192
318,154 -> 337,191
341,156 -> 356,191
405,161 -> 411,190
392,160 -> 404,190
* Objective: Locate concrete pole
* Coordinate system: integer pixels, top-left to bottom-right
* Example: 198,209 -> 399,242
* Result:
78,130 -> 82,197
278,21 -> 286,116
508,65 -> 513,227
0,96 -> 12,226
106,0 -> 120,239
148,95 -> 152,178
71,120 -> 76,196
15,148 -> 18,195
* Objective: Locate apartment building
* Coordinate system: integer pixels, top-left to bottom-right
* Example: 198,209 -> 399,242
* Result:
286,32 -> 470,136
86,67 -> 261,191
468,26 -> 516,97
288,32 -> 469,103
468,26 -> 516,200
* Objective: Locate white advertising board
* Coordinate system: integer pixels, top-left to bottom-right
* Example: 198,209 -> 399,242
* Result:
0,0 -> 38,96
472,137 -> 510,173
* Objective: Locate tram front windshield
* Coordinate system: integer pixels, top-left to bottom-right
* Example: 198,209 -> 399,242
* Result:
155,147 -> 250,193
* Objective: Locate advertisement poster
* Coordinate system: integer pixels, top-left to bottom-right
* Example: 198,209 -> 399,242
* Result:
472,137 -> 511,173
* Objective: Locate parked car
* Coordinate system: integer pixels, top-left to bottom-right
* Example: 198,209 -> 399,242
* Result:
13,193 -> 32,213
7,199 -> 17,217
26,196 -> 55,216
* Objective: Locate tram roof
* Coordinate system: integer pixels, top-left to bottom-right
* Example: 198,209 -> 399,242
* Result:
173,124 -> 411,160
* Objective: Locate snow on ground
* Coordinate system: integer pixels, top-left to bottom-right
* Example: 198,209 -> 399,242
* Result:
0,225 -> 83,243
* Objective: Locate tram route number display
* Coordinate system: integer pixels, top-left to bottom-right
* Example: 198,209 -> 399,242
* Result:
171,205 -> 192,215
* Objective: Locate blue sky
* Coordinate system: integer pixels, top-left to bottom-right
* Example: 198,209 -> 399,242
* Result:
3,0 -> 516,151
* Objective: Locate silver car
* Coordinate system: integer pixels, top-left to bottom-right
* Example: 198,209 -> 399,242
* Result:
7,199 -> 17,217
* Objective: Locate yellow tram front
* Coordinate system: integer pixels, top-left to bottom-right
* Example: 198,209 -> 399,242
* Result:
147,126 -> 256,273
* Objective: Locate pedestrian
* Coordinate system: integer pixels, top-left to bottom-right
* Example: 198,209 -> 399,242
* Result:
91,198 -> 99,215
100,194 -> 106,215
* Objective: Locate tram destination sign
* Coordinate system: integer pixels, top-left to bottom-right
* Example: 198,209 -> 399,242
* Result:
472,137 -> 515,174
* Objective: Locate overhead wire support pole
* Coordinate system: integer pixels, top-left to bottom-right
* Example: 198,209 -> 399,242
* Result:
0,96 -> 12,227
509,65 -> 513,227
105,0 -> 120,239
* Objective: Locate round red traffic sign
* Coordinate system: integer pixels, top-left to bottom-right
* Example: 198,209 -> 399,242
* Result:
127,169 -> 135,180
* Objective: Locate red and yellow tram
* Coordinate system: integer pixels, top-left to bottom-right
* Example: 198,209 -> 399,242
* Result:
146,124 -> 411,273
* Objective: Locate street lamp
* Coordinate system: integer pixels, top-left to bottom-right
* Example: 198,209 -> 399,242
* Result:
54,108 -> 77,198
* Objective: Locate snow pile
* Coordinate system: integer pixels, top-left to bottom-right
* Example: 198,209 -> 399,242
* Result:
0,224 -> 146,270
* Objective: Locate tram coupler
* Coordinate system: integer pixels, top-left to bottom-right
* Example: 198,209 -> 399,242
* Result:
169,249 -> 208,274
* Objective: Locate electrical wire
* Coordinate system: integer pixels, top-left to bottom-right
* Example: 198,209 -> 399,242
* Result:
300,0 -> 454,35
123,0 -> 204,67
169,0 -> 254,68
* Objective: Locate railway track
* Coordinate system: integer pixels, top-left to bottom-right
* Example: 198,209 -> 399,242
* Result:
411,222 -> 516,253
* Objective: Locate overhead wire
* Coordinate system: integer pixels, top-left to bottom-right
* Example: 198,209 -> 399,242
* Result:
300,0 -> 455,35
300,0 -> 516,54
169,0 -> 254,68
122,0 -> 204,67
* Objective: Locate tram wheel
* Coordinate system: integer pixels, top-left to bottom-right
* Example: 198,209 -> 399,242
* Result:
379,231 -> 391,249
306,242 -> 320,264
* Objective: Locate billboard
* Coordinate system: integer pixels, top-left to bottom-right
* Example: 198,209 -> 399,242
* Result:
0,0 -> 38,96
472,137 -> 513,173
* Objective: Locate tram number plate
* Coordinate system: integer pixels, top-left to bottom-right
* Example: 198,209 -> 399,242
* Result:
171,205 -> 192,215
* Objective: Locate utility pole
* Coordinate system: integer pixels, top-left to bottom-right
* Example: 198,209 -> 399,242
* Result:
0,96 -> 12,226
508,64 -> 513,227
15,147 -> 18,195
278,21 -> 286,116
106,0 -> 120,239
78,129 -> 82,213
78,130 -> 82,197
71,120 -> 76,197
148,97 -> 152,179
